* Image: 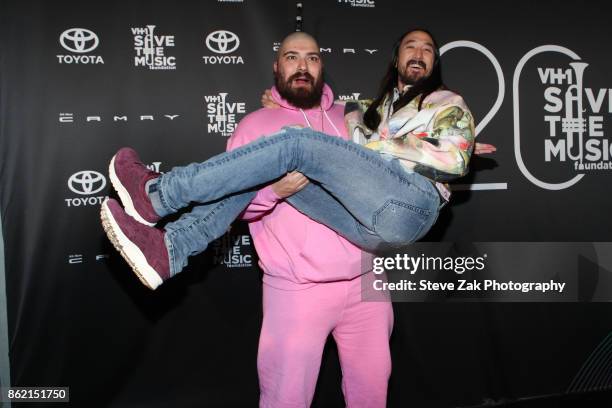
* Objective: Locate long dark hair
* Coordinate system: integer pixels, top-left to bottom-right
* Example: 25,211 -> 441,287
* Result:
363,28 -> 445,132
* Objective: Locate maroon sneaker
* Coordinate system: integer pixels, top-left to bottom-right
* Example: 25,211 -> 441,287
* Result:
101,198 -> 170,290
109,147 -> 161,226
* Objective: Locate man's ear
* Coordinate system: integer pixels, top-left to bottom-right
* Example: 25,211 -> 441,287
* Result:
273,61 -> 278,74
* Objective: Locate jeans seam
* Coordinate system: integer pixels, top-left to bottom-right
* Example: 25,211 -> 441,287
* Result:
166,200 -> 227,238
164,234 -> 178,277
314,132 -> 429,196
158,173 -> 178,213
182,132 -> 296,175
165,200 -> 231,276
298,129 -> 414,185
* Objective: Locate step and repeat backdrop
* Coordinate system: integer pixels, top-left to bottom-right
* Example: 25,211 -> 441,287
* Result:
1,0 -> 612,406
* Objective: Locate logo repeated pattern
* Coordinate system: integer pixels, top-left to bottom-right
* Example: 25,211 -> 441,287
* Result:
132,25 -> 177,70
204,93 -> 246,137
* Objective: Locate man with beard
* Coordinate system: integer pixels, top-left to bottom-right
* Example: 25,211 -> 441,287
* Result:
226,31 -> 393,407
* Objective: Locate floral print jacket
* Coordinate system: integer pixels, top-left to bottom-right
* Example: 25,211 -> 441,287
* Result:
344,88 -> 475,195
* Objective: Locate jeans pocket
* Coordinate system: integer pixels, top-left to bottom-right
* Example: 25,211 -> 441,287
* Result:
372,199 -> 434,246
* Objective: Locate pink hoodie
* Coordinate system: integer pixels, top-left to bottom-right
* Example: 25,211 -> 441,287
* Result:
226,84 -> 363,290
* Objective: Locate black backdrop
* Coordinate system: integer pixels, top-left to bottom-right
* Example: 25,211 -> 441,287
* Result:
2,0 -> 612,406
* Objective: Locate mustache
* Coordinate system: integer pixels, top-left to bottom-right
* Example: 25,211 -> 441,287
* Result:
406,59 -> 427,69
288,72 -> 314,83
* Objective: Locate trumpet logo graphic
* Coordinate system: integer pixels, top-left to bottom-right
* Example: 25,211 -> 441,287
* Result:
514,46 -> 611,190
132,25 -> 176,70
204,93 -> 246,137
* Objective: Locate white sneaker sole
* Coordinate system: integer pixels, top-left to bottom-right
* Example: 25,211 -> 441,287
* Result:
100,198 -> 164,290
108,154 -> 156,227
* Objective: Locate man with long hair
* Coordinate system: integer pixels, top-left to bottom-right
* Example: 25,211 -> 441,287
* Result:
345,28 -> 478,204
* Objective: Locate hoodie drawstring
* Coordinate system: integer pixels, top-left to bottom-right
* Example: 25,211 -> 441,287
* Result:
299,108 -> 341,137
299,109 -> 313,129
323,109 -> 341,137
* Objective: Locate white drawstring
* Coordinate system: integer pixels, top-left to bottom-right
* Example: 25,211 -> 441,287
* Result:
299,109 -> 313,129
299,108 -> 341,137
323,109 -> 341,137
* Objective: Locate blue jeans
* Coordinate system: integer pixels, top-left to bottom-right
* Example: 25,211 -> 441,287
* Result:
158,128 -> 441,276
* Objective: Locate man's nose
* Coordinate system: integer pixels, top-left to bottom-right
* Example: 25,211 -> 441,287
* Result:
297,58 -> 307,71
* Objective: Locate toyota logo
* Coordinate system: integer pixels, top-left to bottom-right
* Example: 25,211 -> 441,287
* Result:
68,171 -> 106,195
206,30 -> 240,54
60,28 -> 99,53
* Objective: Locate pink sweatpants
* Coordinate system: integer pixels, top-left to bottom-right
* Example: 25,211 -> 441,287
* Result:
257,276 -> 394,408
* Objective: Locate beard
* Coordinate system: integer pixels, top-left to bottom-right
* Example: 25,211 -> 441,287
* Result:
398,59 -> 428,86
275,71 -> 324,109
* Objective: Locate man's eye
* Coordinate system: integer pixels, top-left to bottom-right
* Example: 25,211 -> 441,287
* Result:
287,55 -> 296,60
308,56 -> 319,62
